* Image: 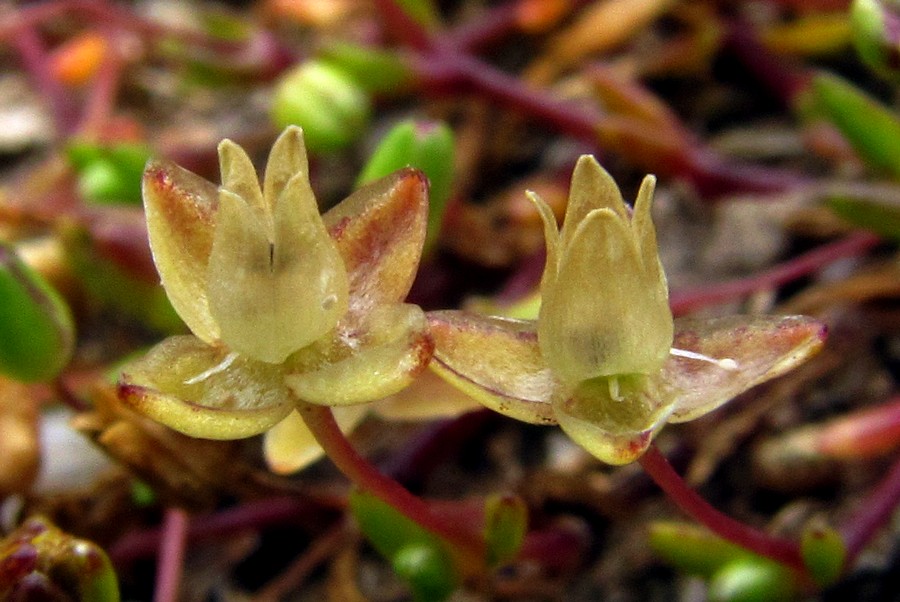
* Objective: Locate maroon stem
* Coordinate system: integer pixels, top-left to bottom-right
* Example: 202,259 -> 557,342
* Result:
669,232 -> 881,316
298,403 -> 485,564
638,445 -> 805,572
7,21 -> 79,135
153,507 -> 189,602
840,452 -> 900,563
110,495 -> 338,566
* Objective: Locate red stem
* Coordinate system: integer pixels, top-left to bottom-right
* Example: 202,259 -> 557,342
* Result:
153,507 -> 189,602
638,445 -> 805,572
298,403 -> 485,564
840,452 -> 900,562
670,232 -> 881,316
8,21 -> 79,135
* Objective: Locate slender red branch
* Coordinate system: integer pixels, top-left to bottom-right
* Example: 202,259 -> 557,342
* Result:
110,495 -> 338,566
371,0 -> 434,51
153,507 -> 189,602
298,403 -> 485,564
7,21 -> 78,135
638,445 -> 805,571
840,452 -> 900,562
670,232 -> 881,316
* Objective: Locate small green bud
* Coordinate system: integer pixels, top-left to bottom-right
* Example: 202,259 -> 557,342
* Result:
801,518 -> 847,587
67,141 -> 151,204
483,493 -> 528,568
392,543 -> 456,602
358,120 -> 455,251
0,243 -> 74,382
708,558 -> 796,602
851,0 -> 900,79
0,516 -> 120,602
271,61 -> 371,153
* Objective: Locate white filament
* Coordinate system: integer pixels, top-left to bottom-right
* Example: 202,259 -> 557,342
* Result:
184,352 -> 239,385
670,347 -> 738,371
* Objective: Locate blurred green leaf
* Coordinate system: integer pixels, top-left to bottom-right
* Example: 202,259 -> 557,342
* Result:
0,243 -> 74,382
66,141 -> 151,205
357,120 -> 455,251
321,43 -> 414,95
811,72 -> 900,177
708,558 -> 797,602
648,522 -> 756,578
349,490 -> 458,601
827,195 -> 900,240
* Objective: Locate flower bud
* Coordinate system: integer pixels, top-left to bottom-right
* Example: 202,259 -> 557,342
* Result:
271,61 -> 370,153
358,120 -> 455,251
0,516 -> 120,602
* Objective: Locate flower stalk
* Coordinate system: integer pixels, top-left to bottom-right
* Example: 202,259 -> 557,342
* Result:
298,402 -> 486,569
638,445 -> 805,572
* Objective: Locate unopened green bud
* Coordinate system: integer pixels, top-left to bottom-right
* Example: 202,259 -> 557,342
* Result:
271,61 -> 371,153
0,243 -> 74,382
483,493 -> 527,568
801,518 -> 846,587
358,120 -> 455,251
67,141 -> 151,205
0,516 -> 120,602
851,0 -> 900,79
392,543 -> 456,602
708,558 -> 796,602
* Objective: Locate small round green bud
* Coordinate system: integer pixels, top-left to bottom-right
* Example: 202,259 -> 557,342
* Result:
708,558 -> 796,602
392,543 -> 456,602
271,61 -> 371,153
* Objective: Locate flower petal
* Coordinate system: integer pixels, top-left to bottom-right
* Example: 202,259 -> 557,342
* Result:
428,310 -> 558,425
560,156 -> 627,254
375,366 -> 482,421
284,304 -> 432,406
538,208 -> 673,384
527,191 -> 561,294
552,374 -> 673,465
142,160 -> 220,343
218,138 -> 265,214
263,406 -> 368,474
118,335 -> 294,439
206,178 -> 348,363
263,126 -> 309,208
324,168 -> 428,311
664,315 -> 827,422
631,174 -> 666,285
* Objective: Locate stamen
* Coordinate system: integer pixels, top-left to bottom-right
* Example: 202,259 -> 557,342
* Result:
184,352 -> 239,385
670,347 -> 738,371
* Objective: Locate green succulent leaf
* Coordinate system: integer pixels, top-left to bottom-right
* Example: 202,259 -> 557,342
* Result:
349,490 -> 458,601
708,558 -> 797,602
0,243 -> 74,382
811,72 -> 900,177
